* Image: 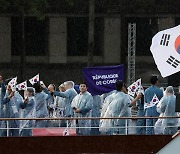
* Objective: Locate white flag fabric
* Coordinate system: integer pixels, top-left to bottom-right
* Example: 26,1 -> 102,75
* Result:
16,81 -> 27,91
29,74 -> 39,85
135,78 -> 144,95
144,94 -> 159,109
127,82 -> 137,97
150,25 -> 180,77
136,78 -> 141,88
8,77 -> 17,91
128,78 -> 144,96
136,85 -> 144,95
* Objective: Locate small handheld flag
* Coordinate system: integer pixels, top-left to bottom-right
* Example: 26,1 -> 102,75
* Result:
29,74 -> 39,85
8,77 -> 17,91
144,94 -> 159,109
128,78 -> 144,97
16,81 -> 27,91
127,82 -> 138,97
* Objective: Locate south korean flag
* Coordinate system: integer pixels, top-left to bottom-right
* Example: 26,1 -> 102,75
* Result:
8,77 -> 17,91
127,82 -> 138,97
150,25 -> 180,77
144,94 -> 159,109
29,74 -> 39,85
16,81 -> 27,91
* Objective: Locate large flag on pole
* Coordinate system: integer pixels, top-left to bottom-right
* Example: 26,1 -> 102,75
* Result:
150,25 -> 180,78
82,65 -> 124,95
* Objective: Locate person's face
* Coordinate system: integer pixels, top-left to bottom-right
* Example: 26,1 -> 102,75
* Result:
0,75 -> 3,82
48,85 -> 54,93
24,90 -> 30,98
80,84 -> 87,94
59,86 -> 65,92
64,83 -> 70,90
7,85 -> 12,94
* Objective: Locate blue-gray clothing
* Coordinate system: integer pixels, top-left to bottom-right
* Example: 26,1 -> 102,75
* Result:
136,98 -> 145,134
34,92 -> 48,127
19,97 -> 35,136
54,96 -> 66,127
0,83 -> 6,136
0,83 -> 6,117
101,92 -> 131,135
43,89 -> 55,118
100,91 -> 117,119
71,92 -> 93,135
160,95 -> 178,135
55,96 -> 66,115
3,92 -> 24,136
144,85 -> 163,135
91,95 -> 101,135
53,88 -> 77,117
100,90 -> 117,108
43,88 -> 54,107
99,91 -> 117,134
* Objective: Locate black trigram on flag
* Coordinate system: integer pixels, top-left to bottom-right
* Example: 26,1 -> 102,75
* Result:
166,56 -> 180,68
160,34 -> 171,46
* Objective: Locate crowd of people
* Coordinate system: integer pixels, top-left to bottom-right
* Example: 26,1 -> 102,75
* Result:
0,74 -> 179,137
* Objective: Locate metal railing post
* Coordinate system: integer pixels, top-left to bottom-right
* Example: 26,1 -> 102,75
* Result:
6,120 -> 9,137
66,120 -> 69,128
125,119 -> 128,135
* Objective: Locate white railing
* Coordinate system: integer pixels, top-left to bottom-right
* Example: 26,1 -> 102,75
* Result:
0,116 -> 179,137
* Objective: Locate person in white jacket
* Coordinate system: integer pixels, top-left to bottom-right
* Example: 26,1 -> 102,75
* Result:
158,86 -> 178,135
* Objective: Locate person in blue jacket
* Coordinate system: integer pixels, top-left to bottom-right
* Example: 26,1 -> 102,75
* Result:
0,75 -> 6,136
42,83 -> 56,118
53,81 -> 77,118
136,95 -> 146,134
3,85 -> 24,136
33,82 -> 48,128
71,82 -> 93,135
19,87 -> 35,136
144,75 -> 163,135
91,95 -> 101,135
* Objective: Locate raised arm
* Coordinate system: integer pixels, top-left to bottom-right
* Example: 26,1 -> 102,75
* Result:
53,90 -> 71,98
129,93 -> 142,107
